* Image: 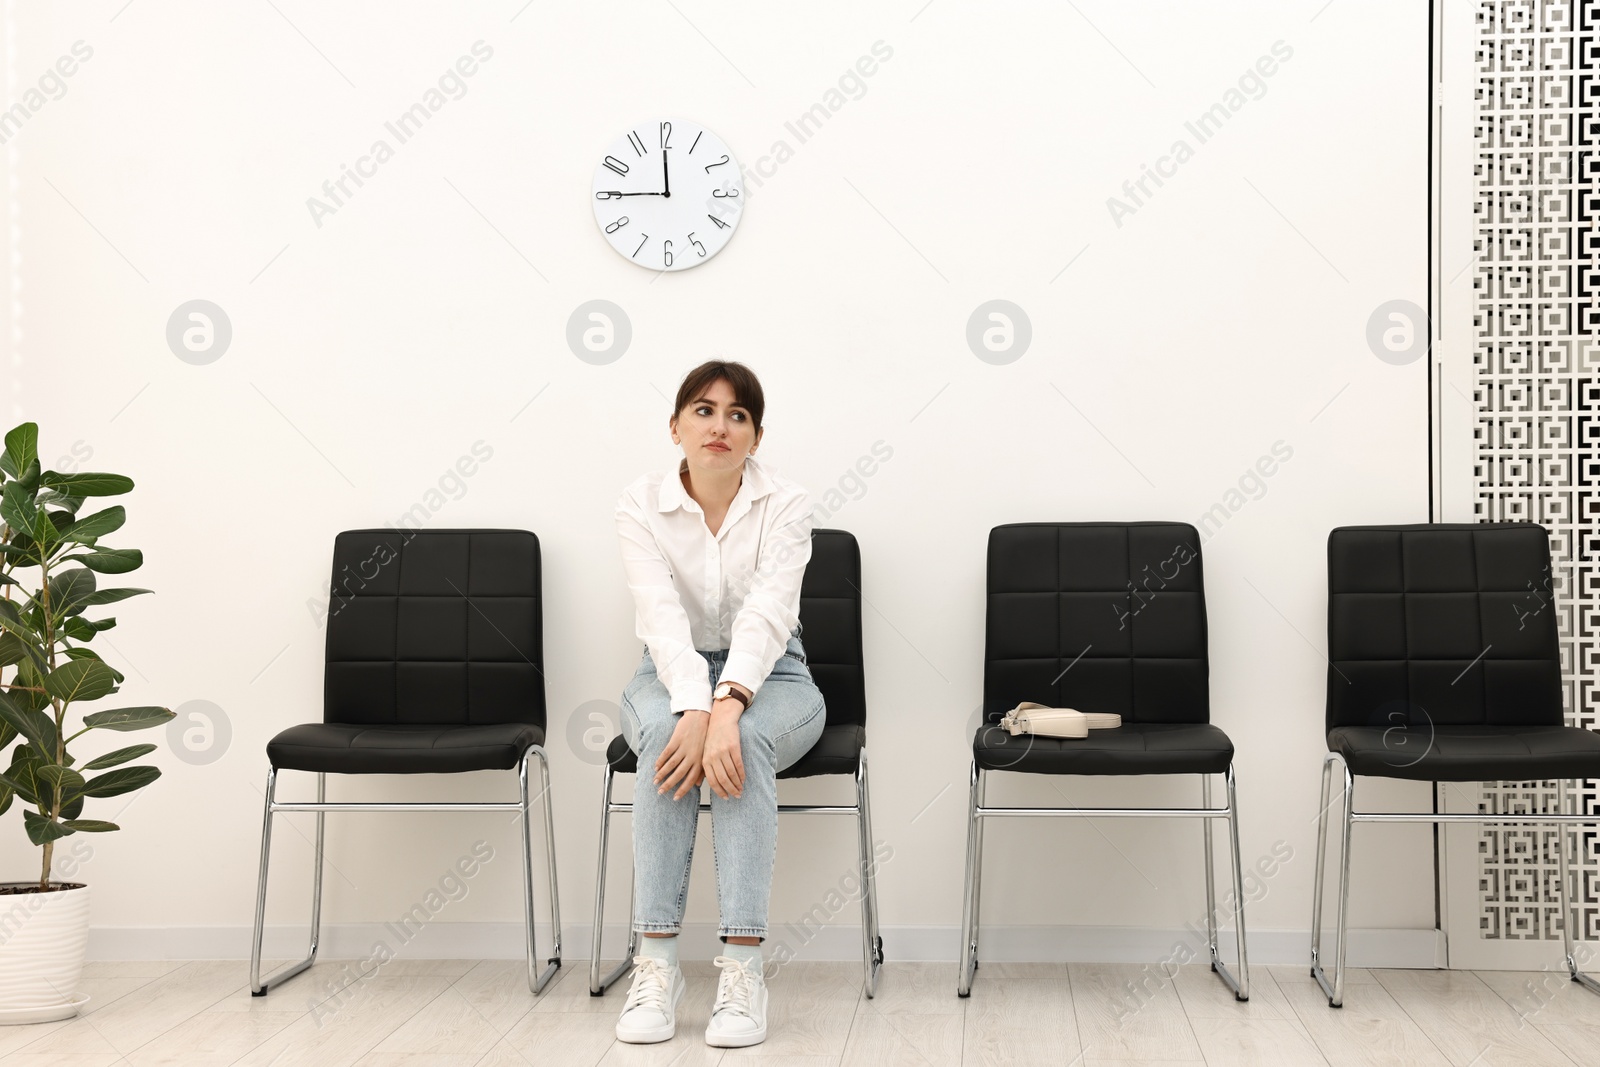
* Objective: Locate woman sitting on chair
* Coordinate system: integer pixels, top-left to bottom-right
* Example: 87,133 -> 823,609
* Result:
612,359 -> 826,1048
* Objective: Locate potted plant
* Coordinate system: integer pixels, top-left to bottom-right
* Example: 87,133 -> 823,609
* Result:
0,422 -> 172,1022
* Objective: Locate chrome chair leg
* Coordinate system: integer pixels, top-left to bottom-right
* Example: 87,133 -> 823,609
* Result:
1311,753 -> 1353,1006
1309,752 -> 1336,990
591,762 -> 637,996
957,761 -> 984,997
1202,772 -> 1219,961
1220,762 -> 1250,1000
1557,778 -> 1600,995
520,746 -> 562,995
590,762 -> 615,995
250,769 -> 326,996
856,749 -> 885,998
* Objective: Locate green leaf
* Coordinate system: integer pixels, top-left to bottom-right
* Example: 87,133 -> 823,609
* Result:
23,809 -> 72,844
62,819 -> 118,832
76,764 -> 160,799
30,507 -> 58,550
0,789 -> 13,818
62,647 -> 123,684
61,616 -> 97,642
0,631 -> 47,671
15,457 -> 40,494
3,750 -> 41,805
0,481 -> 38,540
0,599 -> 39,640
60,506 -> 124,542
44,659 -> 118,704
37,764 -> 85,800
59,792 -> 83,820
48,568 -> 96,616
0,769 -> 33,805
0,689 -> 54,759
36,489 -> 85,514
81,742 -> 156,770
61,548 -> 142,575
38,472 -> 133,497
2,424 -> 38,481
67,587 -> 151,614
81,706 -> 171,732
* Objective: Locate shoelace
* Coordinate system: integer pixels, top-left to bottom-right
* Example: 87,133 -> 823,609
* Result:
710,954 -> 760,1018
622,955 -> 673,1015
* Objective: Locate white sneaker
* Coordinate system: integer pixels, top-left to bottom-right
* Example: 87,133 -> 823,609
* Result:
615,955 -> 685,1044
705,954 -> 768,1048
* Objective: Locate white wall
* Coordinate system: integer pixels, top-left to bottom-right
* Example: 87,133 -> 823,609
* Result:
2,0 -> 1433,964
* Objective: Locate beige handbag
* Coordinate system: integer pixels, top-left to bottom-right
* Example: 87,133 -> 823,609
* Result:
997,701 -> 1121,739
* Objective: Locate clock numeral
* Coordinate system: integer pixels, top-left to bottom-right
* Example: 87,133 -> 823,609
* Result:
628,130 -> 647,156
712,186 -> 740,198
707,214 -> 730,230
603,156 -> 629,178
688,232 -> 706,257
704,154 -> 729,174
632,233 -> 649,258
659,121 -> 673,149
663,239 -> 674,268
596,190 -> 622,200
688,131 -> 703,156
605,216 -> 630,234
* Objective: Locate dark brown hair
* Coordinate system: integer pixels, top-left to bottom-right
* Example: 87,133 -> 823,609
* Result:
671,360 -> 765,434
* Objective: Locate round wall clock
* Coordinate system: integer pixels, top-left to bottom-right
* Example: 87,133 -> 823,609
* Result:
591,117 -> 744,272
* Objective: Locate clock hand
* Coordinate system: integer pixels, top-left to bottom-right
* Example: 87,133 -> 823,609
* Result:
596,190 -> 665,198
663,150 -> 671,198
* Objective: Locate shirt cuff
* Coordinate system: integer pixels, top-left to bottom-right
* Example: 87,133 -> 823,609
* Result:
668,679 -> 714,715
718,649 -> 769,704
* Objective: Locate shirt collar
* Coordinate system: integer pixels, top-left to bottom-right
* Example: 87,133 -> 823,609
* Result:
657,453 -> 776,514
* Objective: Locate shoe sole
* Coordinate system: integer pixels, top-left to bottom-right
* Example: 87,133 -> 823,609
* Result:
706,1024 -> 768,1048
615,976 -> 684,1044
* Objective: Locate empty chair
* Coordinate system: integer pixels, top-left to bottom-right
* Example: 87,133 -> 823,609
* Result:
1311,521 -> 1600,1006
250,529 -> 562,996
959,521 -> 1248,999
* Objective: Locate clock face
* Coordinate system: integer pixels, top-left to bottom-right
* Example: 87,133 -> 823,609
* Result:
591,118 -> 744,272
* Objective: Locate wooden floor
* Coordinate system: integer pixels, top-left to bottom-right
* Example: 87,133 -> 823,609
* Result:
0,957 -> 1595,1065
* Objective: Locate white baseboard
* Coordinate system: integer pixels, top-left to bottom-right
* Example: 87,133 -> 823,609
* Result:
87,923 -> 1446,969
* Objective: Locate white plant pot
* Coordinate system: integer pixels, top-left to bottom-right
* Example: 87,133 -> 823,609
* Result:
0,881 -> 90,1023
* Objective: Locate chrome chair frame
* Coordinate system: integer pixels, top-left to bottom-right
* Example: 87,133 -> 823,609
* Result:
249,744 -> 563,997
957,759 -> 1250,1000
1310,751 -> 1600,1007
588,748 -> 884,998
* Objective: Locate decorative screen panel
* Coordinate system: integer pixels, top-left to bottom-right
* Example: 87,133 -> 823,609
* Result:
1473,0 -> 1600,943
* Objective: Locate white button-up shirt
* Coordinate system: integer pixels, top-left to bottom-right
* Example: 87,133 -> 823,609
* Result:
616,453 -> 815,714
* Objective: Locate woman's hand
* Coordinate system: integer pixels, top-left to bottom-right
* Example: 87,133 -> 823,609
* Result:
655,711 -> 709,800
702,703 -> 746,799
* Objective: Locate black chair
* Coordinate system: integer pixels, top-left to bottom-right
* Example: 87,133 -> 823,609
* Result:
588,528 -> 883,997
958,522 -> 1249,999
1311,521 -> 1600,1006
249,529 -> 563,996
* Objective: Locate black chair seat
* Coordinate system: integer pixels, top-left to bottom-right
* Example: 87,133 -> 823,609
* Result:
1328,723 -> 1600,782
267,722 -> 545,774
972,721 -> 1234,775
605,723 -> 865,781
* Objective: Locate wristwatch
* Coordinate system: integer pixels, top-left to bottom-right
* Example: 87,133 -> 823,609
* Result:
713,683 -> 751,711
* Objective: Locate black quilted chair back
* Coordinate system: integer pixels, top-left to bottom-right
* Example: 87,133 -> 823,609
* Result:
1326,522 -> 1561,733
322,529 -> 546,729
984,522 -> 1209,725
800,529 -> 866,729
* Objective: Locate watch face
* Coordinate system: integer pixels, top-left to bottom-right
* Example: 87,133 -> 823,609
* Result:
591,117 -> 744,272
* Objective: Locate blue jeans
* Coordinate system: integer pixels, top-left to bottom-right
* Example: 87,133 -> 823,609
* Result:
619,624 -> 827,942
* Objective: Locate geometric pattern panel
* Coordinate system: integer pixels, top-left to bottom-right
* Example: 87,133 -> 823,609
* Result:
1474,0 -> 1600,940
